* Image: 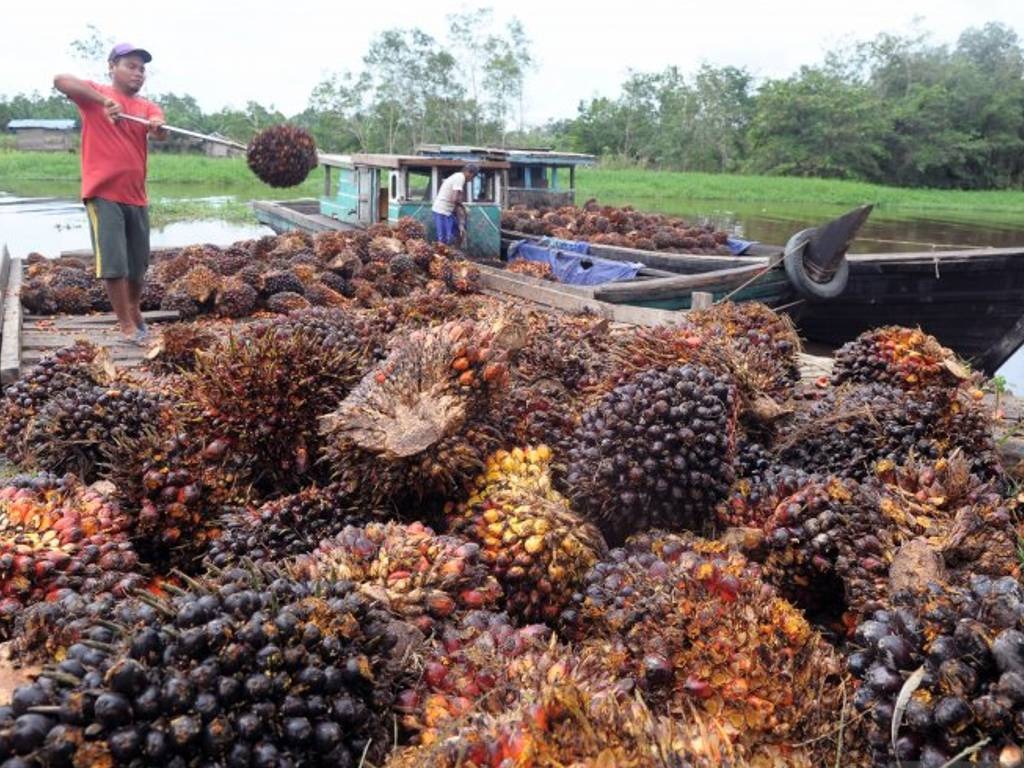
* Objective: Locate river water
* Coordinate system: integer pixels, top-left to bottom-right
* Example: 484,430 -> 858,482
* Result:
3,187 -> 1024,390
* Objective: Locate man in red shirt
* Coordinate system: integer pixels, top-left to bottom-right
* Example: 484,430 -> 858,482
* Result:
54,43 -> 167,343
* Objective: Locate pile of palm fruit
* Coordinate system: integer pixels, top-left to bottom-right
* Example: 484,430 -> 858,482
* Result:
19,218 -> 481,316
501,199 -> 733,254
1,221 -> 1019,766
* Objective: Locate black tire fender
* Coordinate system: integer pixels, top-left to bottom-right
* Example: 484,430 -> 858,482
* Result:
783,228 -> 850,301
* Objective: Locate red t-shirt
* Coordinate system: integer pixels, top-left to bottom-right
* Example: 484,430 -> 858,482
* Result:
71,81 -> 164,206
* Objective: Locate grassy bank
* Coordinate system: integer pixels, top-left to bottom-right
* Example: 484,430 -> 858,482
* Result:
4,149 -> 1024,223
577,167 -> 1024,215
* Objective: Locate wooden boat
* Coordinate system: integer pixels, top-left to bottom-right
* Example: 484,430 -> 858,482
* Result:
797,247 -> 1024,374
251,148 -> 1024,373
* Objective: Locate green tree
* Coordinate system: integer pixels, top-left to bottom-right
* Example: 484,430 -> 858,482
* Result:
745,66 -> 888,180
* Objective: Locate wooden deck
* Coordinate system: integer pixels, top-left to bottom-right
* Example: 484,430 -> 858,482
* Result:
0,253 -> 181,383
19,310 -> 181,368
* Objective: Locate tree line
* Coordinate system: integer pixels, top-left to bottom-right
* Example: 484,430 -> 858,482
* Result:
2,18 -> 1022,190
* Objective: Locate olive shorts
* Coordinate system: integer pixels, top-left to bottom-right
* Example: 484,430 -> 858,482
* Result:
84,197 -> 150,282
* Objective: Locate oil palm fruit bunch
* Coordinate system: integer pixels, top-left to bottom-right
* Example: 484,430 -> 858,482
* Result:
0,475 -> 145,634
302,282 -> 346,307
270,306 -> 377,361
872,454 -> 1019,582
265,291 -> 311,313
759,477 -> 895,633
18,279 -> 58,314
832,325 -> 969,390
259,268 -> 305,297
292,521 -> 503,633
50,286 -> 93,314
112,425 -> 243,564
143,323 -> 218,374
513,313 -> 615,394
0,342 -> 101,461
22,381 -> 166,483
246,123 -> 318,188
560,538 -> 847,759
393,216 -> 427,242
159,286 -> 200,318
174,265 -> 222,307
213,276 -> 258,318
564,364 -> 738,543
716,441 -> 816,529
204,482 -> 381,569
0,566 -> 406,767
446,446 -> 607,623
506,259 -> 554,280
139,280 -> 165,311
850,577 -> 1024,768
312,230 -> 353,262
776,382 -> 990,482
320,316 -> 523,508
689,301 -> 802,408
387,649 -> 802,768
181,321 -> 365,495
394,609 -> 553,745
492,382 -> 580,461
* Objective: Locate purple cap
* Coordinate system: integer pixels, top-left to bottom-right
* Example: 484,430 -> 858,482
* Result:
108,43 -> 152,63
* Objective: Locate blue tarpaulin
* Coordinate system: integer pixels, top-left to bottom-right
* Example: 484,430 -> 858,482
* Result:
536,236 -> 592,254
726,237 -> 758,255
507,240 -> 644,286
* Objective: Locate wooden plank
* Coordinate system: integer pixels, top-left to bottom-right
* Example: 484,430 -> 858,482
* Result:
251,200 -> 345,233
502,231 -> 769,272
1,259 -> 23,385
37,310 -> 180,327
593,263 -> 774,302
847,247 -> 1024,263
476,264 -> 685,327
691,292 -> 713,310
0,246 -> 9,334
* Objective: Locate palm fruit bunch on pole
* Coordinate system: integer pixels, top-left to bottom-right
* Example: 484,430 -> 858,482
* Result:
203,482 -> 381,569
178,315 -> 368,496
292,521 -> 503,634
850,577 -> 1024,768
445,446 -> 607,623
832,325 -> 970,390
142,323 -> 218,375
0,566 -> 409,768
564,364 -> 738,543
320,315 -> 524,509
393,609 -> 553,746
776,381 -> 998,482
0,475 -> 145,636
758,477 -> 896,634
246,124 -> 318,188
559,536 -> 851,764
0,342 -> 102,462
21,380 -> 167,483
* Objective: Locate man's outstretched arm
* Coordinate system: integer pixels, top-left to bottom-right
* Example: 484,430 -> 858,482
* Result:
53,74 -> 121,122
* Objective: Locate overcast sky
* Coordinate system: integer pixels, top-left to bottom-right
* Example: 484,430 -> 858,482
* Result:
3,0 -> 1023,125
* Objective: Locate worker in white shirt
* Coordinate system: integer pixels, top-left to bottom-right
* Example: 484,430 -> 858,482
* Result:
432,163 -> 479,245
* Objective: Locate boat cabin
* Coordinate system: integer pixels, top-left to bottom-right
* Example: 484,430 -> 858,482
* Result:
317,153 -> 510,259
416,144 -> 595,209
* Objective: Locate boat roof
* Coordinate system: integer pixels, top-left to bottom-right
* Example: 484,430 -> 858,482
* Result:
319,152 -> 509,170
417,143 -> 595,166
6,118 -> 78,131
